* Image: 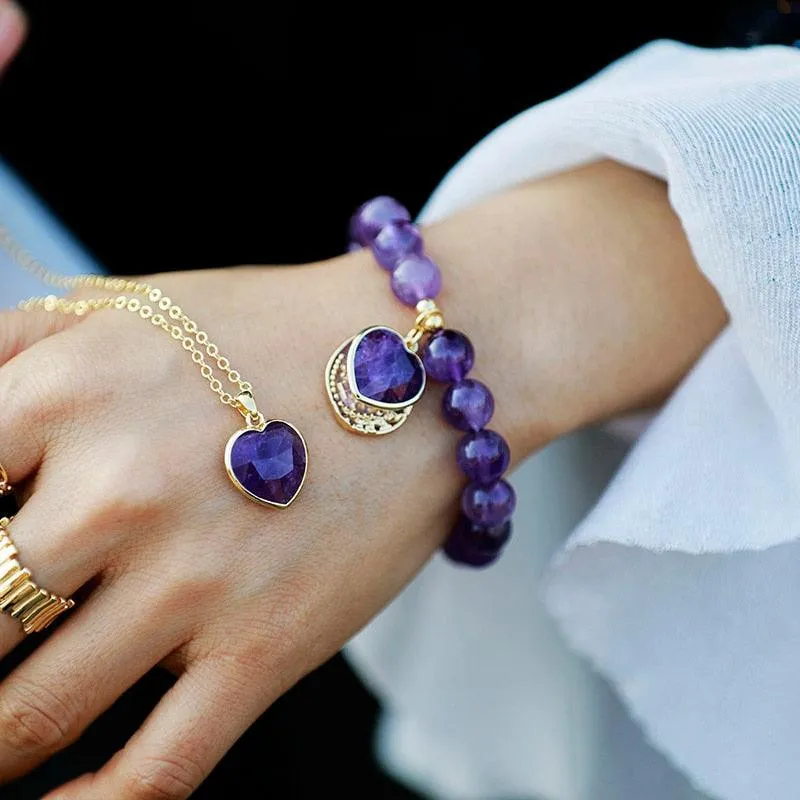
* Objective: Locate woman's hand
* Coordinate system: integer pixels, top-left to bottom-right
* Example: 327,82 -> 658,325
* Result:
0,0 -> 25,74
0,161 -> 725,799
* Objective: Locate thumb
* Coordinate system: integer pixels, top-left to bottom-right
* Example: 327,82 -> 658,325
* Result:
0,0 -> 26,74
0,308 -> 74,367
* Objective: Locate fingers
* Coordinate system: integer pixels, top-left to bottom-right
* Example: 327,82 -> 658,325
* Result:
0,309 -> 74,370
0,319 -> 79,484
0,476 -> 117,655
0,0 -> 25,74
45,659 -> 264,800
0,572 -> 186,783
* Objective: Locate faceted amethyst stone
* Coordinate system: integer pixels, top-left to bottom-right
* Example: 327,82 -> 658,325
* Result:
371,222 -> 424,270
442,379 -> 494,432
352,328 -> 425,405
391,256 -> 442,306
443,515 -> 512,568
228,422 -> 307,506
423,329 -> 474,383
0,488 -> 18,519
457,430 -> 511,484
461,479 -> 516,526
350,197 -> 410,245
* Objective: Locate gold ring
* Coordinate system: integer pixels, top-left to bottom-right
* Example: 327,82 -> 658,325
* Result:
0,517 -> 74,634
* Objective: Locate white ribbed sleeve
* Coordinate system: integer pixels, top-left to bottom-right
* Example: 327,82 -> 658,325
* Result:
347,41 -> 800,800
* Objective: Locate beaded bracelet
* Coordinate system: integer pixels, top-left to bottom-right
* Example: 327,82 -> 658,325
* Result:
325,196 -> 516,568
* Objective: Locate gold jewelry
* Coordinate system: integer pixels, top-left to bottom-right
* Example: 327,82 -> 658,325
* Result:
0,517 -> 74,634
0,462 -> 19,520
325,299 -> 444,436
0,225 -> 308,508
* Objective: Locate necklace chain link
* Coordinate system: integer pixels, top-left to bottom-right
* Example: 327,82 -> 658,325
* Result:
0,224 -> 264,427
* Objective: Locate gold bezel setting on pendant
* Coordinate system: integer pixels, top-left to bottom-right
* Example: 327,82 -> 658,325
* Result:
325,325 -> 426,436
224,417 -> 309,508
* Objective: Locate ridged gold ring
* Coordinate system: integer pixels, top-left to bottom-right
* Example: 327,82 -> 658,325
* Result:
0,517 -> 74,634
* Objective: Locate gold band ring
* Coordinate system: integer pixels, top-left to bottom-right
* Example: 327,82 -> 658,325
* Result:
0,517 -> 74,634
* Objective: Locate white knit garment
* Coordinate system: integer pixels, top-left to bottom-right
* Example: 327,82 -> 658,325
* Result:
346,41 -> 800,800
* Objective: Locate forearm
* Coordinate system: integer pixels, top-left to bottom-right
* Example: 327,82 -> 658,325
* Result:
289,160 -> 726,466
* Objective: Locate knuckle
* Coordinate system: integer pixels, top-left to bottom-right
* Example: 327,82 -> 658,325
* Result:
122,753 -> 205,800
200,638 -> 271,693
0,309 -> 69,365
0,678 -> 76,754
0,364 -> 35,433
210,569 -> 324,689
80,438 -> 171,526
0,310 -> 25,367
0,350 -> 77,434
156,574 -> 225,621
264,568 -> 322,643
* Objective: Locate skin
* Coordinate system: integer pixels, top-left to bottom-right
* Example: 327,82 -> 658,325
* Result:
0,0 -> 24,75
0,8 -> 728,797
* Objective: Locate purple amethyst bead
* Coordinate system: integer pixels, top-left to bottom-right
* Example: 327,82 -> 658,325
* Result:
390,256 -> 442,306
442,379 -> 494,432
371,222 -> 424,270
461,479 -> 516,526
422,329 -> 475,383
457,430 -> 510,485
443,515 -> 512,568
350,196 -> 410,246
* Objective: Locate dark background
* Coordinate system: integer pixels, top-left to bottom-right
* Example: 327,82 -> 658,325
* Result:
1,3 -> 797,798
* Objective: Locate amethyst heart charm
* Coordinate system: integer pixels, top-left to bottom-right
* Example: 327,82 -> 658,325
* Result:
225,418 -> 308,508
325,325 -> 426,435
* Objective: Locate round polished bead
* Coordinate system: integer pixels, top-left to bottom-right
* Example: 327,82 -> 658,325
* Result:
457,430 -> 510,484
350,196 -> 410,245
423,329 -> 474,383
371,222 -> 424,270
461,479 -> 516,526
442,379 -> 494,431
391,256 -> 442,306
443,515 -> 512,568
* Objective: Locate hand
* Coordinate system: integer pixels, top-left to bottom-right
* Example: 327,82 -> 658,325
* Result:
0,162 -> 725,799
0,0 -> 25,74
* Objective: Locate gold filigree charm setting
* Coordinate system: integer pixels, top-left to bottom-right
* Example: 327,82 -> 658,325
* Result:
325,301 -> 444,436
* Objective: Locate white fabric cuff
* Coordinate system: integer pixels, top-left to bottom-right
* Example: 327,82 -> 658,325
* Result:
347,40 -> 800,800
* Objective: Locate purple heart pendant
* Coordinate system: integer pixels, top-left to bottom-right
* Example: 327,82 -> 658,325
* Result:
225,420 -> 308,508
349,326 -> 426,407
325,326 -> 427,436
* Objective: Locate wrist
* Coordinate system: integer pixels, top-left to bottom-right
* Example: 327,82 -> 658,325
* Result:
293,247 -> 548,470
418,161 -> 725,456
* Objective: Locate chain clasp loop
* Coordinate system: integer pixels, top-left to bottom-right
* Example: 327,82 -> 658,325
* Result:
234,391 -> 266,429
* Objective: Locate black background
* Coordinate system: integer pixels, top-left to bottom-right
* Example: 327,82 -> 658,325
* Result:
1,3 -> 796,798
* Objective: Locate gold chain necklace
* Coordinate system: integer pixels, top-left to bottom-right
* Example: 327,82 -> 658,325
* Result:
0,224 -> 308,508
